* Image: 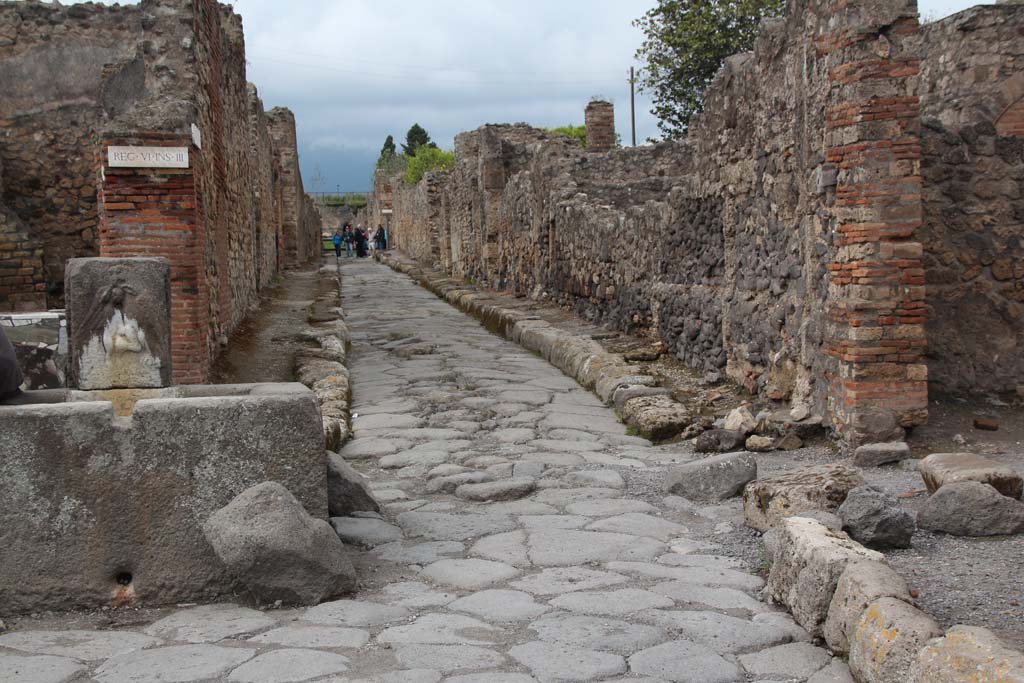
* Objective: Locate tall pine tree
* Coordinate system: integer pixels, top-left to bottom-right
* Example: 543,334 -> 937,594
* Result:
402,124 -> 432,156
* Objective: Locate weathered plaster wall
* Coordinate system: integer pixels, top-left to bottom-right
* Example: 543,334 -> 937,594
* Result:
919,4 -> 1024,395
372,0 -> 932,443
268,107 -> 322,268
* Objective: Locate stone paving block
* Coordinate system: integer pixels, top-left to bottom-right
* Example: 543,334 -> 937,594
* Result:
606,561 -> 765,591
0,630 -> 159,661
395,512 -> 517,540
563,498 -> 659,516
447,675 -> 537,683
510,641 -> 626,683
852,441 -> 911,468
378,581 -> 458,608
526,529 -> 665,566
331,516 -> 404,547
372,541 -> 465,565
248,625 -> 370,649
302,599 -> 411,627
470,530 -> 531,567
563,469 -> 626,488
550,588 -> 674,615
94,645 -> 256,683
628,640 -> 743,683
227,648 -> 350,682
650,582 -> 768,616
510,567 -> 630,595
377,613 -> 503,645
144,604 -> 276,643
456,479 -> 537,502
737,642 -> 831,680
644,610 -> 803,655
585,512 -> 688,541
0,653 -> 85,683
528,614 -> 668,654
420,558 -> 521,589
448,589 -> 550,622
394,644 -> 505,673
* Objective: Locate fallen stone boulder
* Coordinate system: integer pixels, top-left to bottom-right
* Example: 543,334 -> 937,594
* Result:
909,625 -> 1024,683
328,452 -> 380,517
824,560 -> 912,654
612,385 -> 670,414
666,452 -> 757,502
743,464 -> 864,531
837,486 -> 915,549
919,453 -> 1022,499
853,442 -> 911,468
203,482 -> 356,605
745,435 -> 774,452
766,517 -> 884,637
620,394 -> 692,441
917,481 -> 1024,536
723,406 -> 757,435
849,598 -> 942,683
773,432 -> 804,451
694,429 -> 745,453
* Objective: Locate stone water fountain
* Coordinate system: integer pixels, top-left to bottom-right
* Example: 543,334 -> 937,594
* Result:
0,257 -> 329,613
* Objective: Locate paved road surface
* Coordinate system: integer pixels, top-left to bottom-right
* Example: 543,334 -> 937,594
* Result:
0,259 -> 848,683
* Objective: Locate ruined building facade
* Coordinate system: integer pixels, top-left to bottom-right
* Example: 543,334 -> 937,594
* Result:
0,0 -> 322,383
369,0 -> 1024,444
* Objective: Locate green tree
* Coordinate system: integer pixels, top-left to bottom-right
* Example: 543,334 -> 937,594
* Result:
634,0 -> 783,139
545,125 -> 587,148
377,135 -> 397,167
403,146 -> 454,185
402,123 -> 433,156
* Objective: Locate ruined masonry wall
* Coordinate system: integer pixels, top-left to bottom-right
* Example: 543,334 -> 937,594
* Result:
0,0 -> 320,384
373,0 -> 934,443
919,4 -> 1024,395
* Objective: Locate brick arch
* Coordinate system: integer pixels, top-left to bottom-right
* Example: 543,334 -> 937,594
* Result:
991,71 -> 1024,136
996,95 -> 1024,136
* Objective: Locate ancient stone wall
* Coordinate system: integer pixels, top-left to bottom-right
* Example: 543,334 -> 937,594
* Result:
919,4 -> 1024,395
372,0 -> 934,443
0,0 -> 319,383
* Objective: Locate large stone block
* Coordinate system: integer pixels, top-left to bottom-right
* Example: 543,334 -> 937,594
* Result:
917,481 -> 1024,536
0,383 -> 327,613
666,452 -> 757,502
65,258 -> 171,390
204,482 -> 355,605
909,625 -> 1024,683
849,598 -> 942,683
766,517 -> 885,638
743,464 -> 864,531
824,561 -> 912,654
919,453 -> 1023,499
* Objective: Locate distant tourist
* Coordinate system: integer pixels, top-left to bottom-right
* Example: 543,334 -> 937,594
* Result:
332,229 -> 343,258
383,225 -> 389,250
343,223 -> 354,257
0,326 -> 24,403
374,225 -> 386,251
355,226 -> 368,258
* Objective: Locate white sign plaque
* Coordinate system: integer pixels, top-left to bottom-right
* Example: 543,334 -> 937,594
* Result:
107,146 -> 189,169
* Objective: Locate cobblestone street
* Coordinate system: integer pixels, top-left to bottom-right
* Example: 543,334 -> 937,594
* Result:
0,261 -> 847,682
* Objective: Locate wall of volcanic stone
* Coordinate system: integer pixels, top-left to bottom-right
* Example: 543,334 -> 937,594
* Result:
919,4 -> 1024,396
373,0 -> 935,443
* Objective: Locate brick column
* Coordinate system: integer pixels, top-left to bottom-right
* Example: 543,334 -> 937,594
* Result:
818,0 -> 928,444
97,133 -> 210,385
585,100 -> 616,153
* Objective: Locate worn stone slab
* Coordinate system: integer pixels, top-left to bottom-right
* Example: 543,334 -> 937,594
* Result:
470,530 -> 531,568
529,614 -> 667,655
378,613 -> 502,645
737,642 -> 831,680
563,470 -> 626,489
510,567 -> 630,595
380,449 -> 451,469
228,648 -> 349,682
628,641 -> 743,683
651,582 -> 768,616
456,479 -> 537,502
852,442 -> 911,468
606,561 -> 764,591
372,541 -> 464,565
393,644 -> 505,673
644,610 -> 804,655
426,471 -> 495,493
420,558 -> 521,589
510,641 -> 626,683
0,653 -> 84,683
447,675 -> 535,683
378,581 -> 458,608
550,588 -> 673,615
666,452 -> 756,502
395,512 -> 517,540
585,513 -> 688,541
919,453 -> 1023,499
94,645 -> 255,683
564,498 -> 659,516
331,517 -> 403,547
249,625 -> 369,649
824,561 -> 912,655
526,529 -> 664,566
144,604 -> 276,643
849,598 -> 942,683
0,630 -> 159,661
449,589 -> 550,622
302,599 -> 411,627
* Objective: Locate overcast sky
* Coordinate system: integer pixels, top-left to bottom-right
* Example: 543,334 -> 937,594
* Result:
101,0 -> 980,192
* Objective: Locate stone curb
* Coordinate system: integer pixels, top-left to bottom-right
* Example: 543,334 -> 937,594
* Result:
375,251 -> 692,442
295,263 -> 352,451
767,516 -> 1024,682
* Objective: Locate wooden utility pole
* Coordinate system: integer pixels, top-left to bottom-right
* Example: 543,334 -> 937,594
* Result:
629,67 -> 637,147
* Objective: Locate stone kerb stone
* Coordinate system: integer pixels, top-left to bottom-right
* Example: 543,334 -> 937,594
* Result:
0,383 -> 327,613
65,257 -> 171,390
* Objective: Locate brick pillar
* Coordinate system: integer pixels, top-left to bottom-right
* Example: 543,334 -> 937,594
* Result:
818,0 -> 928,444
585,100 -> 616,153
97,133 -> 210,385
